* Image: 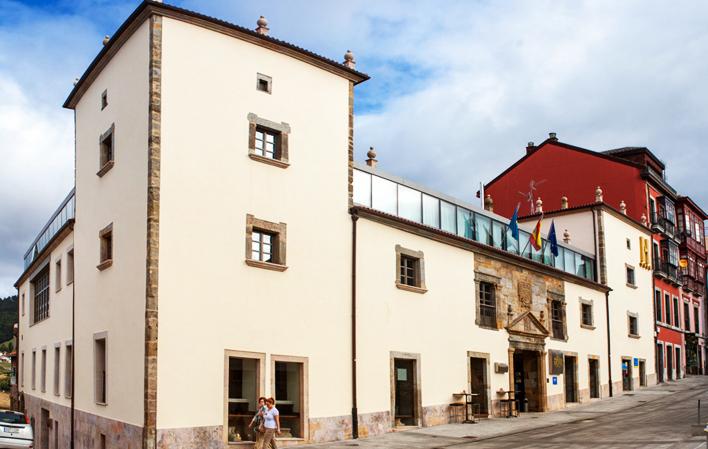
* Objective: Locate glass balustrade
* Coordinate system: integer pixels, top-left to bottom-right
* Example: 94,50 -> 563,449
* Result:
24,190 -> 76,269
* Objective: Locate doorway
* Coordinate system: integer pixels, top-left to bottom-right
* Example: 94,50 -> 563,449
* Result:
588,359 -> 600,399
667,348 -> 674,380
622,358 -> 633,391
40,408 -> 49,449
639,360 -> 646,387
469,357 -> 489,415
394,358 -> 417,426
564,356 -> 577,403
675,347 -> 682,379
657,344 -> 664,383
513,350 -> 541,412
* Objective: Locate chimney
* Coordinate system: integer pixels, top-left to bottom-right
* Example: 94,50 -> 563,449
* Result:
548,132 -> 558,141
563,229 -> 571,244
595,186 -> 603,203
365,146 -> 377,168
560,196 -> 568,210
484,194 -> 494,212
619,200 -> 627,215
526,141 -> 535,155
535,197 -> 543,214
343,50 -> 356,69
256,16 -> 269,35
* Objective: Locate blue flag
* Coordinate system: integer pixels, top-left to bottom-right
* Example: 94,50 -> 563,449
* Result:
509,203 -> 520,240
549,220 -> 559,257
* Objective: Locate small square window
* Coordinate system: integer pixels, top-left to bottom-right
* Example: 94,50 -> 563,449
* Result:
581,303 -> 593,327
628,315 -> 639,336
245,215 -> 287,271
626,238 -> 631,249
97,124 -> 115,176
256,73 -> 272,94
98,224 -> 113,270
399,255 -> 419,287
251,230 -> 276,263
101,90 -> 108,110
626,266 -> 635,286
395,245 -> 426,293
254,127 -> 281,160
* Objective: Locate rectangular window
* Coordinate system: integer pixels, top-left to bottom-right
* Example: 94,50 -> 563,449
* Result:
21,293 -> 25,317
626,266 -> 635,286
665,293 -> 671,325
581,303 -> 593,327
53,346 -> 60,396
695,307 -> 700,334
66,250 -> 74,285
95,338 -> 106,404
654,289 -> 662,322
626,238 -> 631,249
399,255 -> 419,287
31,351 -> 36,390
551,300 -> 565,339
55,258 -> 62,292
31,266 -> 50,324
628,315 -> 639,336
251,230 -> 275,263
98,124 -> 115,176
684,302 -> 691,331
673,297 -> 680,328
245,215 -> 287,270
41,349 -> 46,393
226,356 -> 259,443
478,282 -> 497,328
274,360 -> 304,438
254,127 -> 281,160
20,352 -> 24,387
422,194 -> 440,228
98,224 -> 113,270
65,344 -> 73,398
256,73 -> 272,93
101,89 -> 108,110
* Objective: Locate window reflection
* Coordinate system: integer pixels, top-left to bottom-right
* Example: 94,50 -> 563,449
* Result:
422,195 -> 440,228
457,208 -> 473,239
353,170 -> 371,207
441,201 -> 456,233
398,185 -> 422,223
372,176 -> 397,215
475,214 -> 492,246
492,221 -> 505,249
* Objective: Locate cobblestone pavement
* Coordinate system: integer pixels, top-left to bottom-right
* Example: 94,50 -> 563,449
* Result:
298,376 -> 708,449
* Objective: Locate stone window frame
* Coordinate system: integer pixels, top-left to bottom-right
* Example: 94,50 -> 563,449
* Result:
245,214 -> 287,272
97,123 -> 115,177
547,292 -> 568,342
389,351 -> 422,429
53,343 -> 61,397
625,264 -> 637,288
222,349 -> 266,445
270,354 -> 309,441
93,331 -> 108,406
474,271 -> 501,330
256,73 -> 272,94
394,245 -> 427,294
627,311 -> 640,338
579,298 -> 595,330
97,223 -> 113,271
247,113 -> 290,169
64,340 -> 73,399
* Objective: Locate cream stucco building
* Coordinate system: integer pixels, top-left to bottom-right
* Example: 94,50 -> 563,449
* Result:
15,2 -> 653,449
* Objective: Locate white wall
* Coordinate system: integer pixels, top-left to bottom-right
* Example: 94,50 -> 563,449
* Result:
73,19 -> 150,425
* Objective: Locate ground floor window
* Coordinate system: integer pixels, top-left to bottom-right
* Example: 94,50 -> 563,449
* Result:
274,360 -> 304,438
226,356 -> 260,443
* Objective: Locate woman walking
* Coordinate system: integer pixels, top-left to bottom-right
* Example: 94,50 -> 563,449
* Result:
250,397 -> 267,447
260,397 -> 281,449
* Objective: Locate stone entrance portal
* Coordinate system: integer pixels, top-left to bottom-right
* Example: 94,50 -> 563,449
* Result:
506,311 -> 549,414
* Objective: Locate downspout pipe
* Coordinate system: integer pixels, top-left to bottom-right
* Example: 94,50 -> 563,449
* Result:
71,274 -> 75,449
605,290 -> 613,397
350,211 -> 359,439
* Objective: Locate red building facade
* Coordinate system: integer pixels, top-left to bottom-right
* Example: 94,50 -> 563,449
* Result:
485,135 -> 705,382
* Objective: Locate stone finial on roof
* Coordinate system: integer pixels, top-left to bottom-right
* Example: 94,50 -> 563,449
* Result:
526,141 -> 535,154
343,50 -> 356,69
563,229 -> 571,244
619,200 -> 627,215
561,196 -> 568,210
595,186 -> 603,203
102,35 -> 110,46
484,194 -> 494,212
549,132 -> 558,141
73,78 -> 79,86
535,197 -> 543,214
641,213 -> 648,226
365,146 -> 377,168
256,16 -> 270,35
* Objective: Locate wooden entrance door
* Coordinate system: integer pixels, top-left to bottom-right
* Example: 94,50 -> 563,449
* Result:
639,360 -> 646,386
394,359 -> 416,426
470,357 -> 488,415
564,356 -> 577,403
40,408 -> 50,449
588,359 -> 599,398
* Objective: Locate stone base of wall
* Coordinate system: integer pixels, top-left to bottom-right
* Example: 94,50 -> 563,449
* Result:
23,392 -> 142,449
422,404 -> 448,427
157,425 -> 224,449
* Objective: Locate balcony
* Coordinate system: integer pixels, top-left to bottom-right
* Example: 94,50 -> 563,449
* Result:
681,276 -> 705,296
653,258 -> 681,285
651,213 -> 675,238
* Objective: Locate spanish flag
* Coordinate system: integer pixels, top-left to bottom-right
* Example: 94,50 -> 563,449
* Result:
530,215 -> 543,251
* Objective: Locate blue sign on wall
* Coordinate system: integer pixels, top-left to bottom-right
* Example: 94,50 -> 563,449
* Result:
552,376 -> 558,385
634,358 -> 639,367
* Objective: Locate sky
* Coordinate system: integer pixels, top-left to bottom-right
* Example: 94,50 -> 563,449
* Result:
1,0 -> 708,296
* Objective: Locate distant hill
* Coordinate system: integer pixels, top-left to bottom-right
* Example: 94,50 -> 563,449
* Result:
0,296 -> 17,346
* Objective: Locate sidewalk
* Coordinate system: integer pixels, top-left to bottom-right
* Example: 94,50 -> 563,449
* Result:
297,376 -> 707,448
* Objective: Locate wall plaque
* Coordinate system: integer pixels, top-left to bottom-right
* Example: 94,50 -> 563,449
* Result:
518,278 -> 532,311
549,350 -> 564,375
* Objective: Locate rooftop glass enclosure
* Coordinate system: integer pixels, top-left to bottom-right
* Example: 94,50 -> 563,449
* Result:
24,189 -> 75,269
353,166 -> 596,281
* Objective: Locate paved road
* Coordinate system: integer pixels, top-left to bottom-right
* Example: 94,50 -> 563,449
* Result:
459,380 -> 708,448
300,377 -> 708,449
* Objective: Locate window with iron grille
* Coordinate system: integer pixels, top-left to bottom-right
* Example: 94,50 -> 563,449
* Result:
251,230 -> 276,263
32,266 -> 50,324
551,300 -> 564,339
478,282 -> 496,328
255,127 -> 281,160
628,315 -> 639,336
581,303 -> 593,327
399,255 -> 419,287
